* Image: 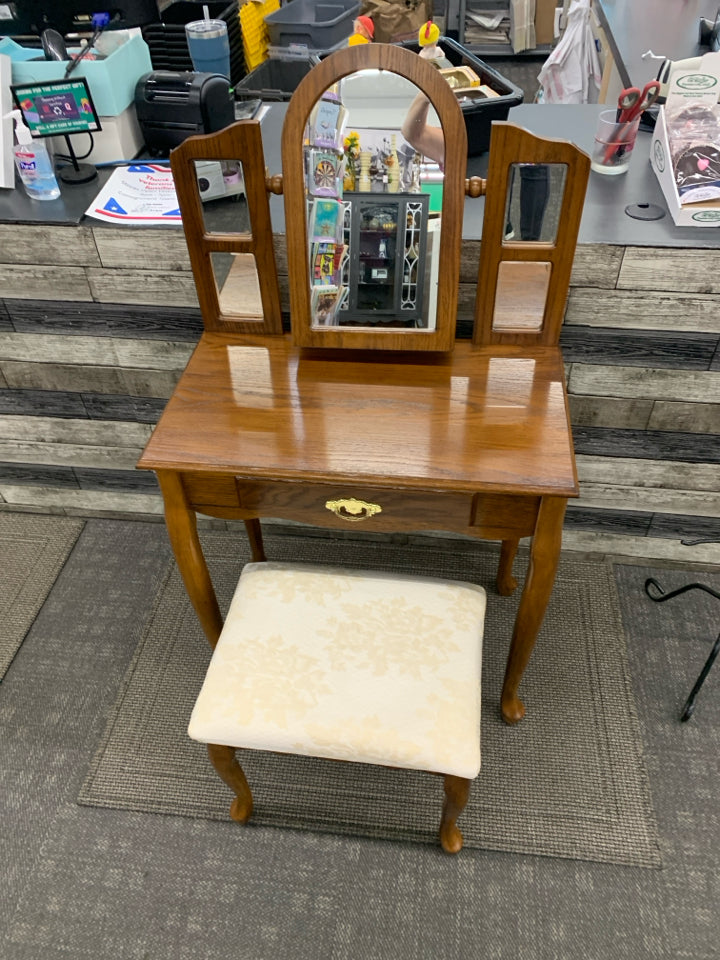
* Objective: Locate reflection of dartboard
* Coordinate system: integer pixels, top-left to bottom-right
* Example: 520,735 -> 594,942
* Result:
314,158 -> 336,189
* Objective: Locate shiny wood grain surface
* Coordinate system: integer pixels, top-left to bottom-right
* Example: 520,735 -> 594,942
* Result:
139,334 -> 578,498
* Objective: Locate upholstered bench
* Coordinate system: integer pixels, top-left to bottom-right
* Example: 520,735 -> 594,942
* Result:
188,562 -> 486,853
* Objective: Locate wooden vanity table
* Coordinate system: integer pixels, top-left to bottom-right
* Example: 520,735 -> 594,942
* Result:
138,44 -> 590,725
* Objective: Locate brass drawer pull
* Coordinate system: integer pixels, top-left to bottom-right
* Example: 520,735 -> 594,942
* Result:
325,498 -> 382,522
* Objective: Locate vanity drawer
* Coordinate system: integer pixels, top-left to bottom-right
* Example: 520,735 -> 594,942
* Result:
469,493 -> 540,538
181,472 -> 542,539
234,479 -> 474,532
182,472 -> 240,509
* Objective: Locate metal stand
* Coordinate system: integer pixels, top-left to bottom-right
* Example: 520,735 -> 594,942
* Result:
58,134 -> 97,185
644,578 -> 720,721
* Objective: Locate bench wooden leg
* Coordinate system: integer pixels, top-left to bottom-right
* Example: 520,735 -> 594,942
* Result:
207,743 -> 254,823
439,774 -> 471,854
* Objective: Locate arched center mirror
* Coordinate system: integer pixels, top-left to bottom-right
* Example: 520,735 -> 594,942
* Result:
282,44 -> 467,352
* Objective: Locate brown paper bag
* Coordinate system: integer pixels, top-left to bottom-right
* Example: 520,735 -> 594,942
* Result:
361,0 -> 433,45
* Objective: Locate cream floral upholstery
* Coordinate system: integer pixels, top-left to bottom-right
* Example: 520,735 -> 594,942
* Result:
188,562 -> 485,779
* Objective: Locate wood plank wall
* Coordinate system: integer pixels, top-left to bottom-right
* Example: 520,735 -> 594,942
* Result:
0,224 -> 718,563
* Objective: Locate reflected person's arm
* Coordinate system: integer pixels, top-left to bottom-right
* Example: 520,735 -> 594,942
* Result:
401,92 -> 445,167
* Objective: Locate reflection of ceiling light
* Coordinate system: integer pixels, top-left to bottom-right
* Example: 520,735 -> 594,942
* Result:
486,358 -> 536,408
341,70 -> 419,92
450,376 -> 469,403
345,70 -> 382,81
227,346 -> 273,408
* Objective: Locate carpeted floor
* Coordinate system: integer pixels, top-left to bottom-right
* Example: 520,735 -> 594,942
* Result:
1,518 -> 719,959
78,531 -> 660,867
0,512 -> 84,679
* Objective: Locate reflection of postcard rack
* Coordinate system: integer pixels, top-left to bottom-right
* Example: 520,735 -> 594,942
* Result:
308,95 -> 347,150
311,284 -> 347,326
306,147 -> 344,198
303,86 -> 348,324
310,239 -> 344,287
308,197 -> 343,242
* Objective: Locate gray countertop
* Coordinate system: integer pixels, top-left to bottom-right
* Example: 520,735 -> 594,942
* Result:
3,101 -> 720,247
265,102 -> 720,248
473,104 -> 720,248
594,0 -> 719,89
0,164 -> 116,226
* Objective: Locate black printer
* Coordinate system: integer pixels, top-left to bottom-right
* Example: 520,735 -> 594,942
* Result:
134,71 -> 235,155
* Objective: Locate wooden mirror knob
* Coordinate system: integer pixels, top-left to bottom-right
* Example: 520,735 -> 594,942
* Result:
465,177 -> 486,198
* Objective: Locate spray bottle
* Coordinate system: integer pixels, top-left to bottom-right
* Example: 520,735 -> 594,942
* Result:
4,110 -> 61,201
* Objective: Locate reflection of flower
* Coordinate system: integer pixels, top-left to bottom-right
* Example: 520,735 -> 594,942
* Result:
344,130 -> 360,159
343,130 -> 360,190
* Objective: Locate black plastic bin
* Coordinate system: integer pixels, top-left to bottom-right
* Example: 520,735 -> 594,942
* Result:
143,1 -> 246,85
234,57 -> 316,101
400,36 -> 524,155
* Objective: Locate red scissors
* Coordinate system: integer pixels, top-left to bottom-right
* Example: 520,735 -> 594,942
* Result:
604,81 -> 661,164
616,81 -> 661,123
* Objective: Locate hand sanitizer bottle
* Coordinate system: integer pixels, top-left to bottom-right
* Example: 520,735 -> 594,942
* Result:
4,110 -> 61,201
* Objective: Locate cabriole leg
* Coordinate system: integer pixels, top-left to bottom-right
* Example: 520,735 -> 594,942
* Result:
207,743 -> 254,823
497,538 -> 519,595
439,775 -> 471,854
157,470 -> 223,649
501,496 -> 566,725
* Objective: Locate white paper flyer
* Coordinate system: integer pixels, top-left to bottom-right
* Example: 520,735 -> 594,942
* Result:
85,163 -> 182,225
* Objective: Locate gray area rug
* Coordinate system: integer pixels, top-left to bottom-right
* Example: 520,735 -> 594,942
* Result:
3,520 -> 719,960
79,531 -> 661,867
0,512 -> 83,679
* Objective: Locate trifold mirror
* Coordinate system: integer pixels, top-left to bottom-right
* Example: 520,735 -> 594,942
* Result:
474,124 -> 590,347
493,162 -> 567,333
502,162 -> 567,245
191,159 -> 266,324
282,44 -> 467,352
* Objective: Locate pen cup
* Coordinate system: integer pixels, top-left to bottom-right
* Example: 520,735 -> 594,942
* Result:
591,109 -> 642,175
185,19 -> 231,79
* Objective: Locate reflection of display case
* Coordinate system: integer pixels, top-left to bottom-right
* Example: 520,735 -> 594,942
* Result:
342,192 -> 430,326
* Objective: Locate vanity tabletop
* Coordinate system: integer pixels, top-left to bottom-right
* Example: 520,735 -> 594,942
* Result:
138,333 -> 578,498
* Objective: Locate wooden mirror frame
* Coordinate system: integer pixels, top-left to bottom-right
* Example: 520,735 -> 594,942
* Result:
473,124 -> 590,347
169,121 -> 283,335
282,44 -> 467,352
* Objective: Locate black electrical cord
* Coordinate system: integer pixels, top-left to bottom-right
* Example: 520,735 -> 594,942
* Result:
64,38 -> 98,78
54,132 -> 95,162
64,13 -> 111,79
